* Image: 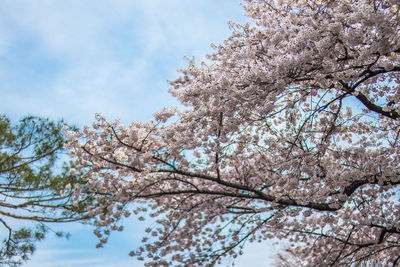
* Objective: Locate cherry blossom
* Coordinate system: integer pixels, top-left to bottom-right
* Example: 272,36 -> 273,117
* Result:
66,0 -> 400,265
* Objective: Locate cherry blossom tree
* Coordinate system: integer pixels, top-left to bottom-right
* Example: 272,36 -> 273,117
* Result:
66,0 -> 400,265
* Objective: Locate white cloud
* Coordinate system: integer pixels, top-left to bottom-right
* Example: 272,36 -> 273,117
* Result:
234,240 -> 283,267
27,248 -> 143,267
0,0 -> 246,125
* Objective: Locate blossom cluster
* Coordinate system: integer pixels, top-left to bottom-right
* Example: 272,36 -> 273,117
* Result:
66,0 -> 400,265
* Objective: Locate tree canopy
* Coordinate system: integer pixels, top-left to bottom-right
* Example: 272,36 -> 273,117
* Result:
0,115 -> 91,266
66,0 -> 400,266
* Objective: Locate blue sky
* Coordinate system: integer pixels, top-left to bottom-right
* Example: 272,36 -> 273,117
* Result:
0,1 -> 278,266
1,0 -> 248,125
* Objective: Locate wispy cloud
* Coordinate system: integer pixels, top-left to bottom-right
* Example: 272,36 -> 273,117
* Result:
27,248 -> 142,267
0,0 -> 246,125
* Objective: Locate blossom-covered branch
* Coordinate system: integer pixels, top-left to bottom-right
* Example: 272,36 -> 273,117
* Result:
67,0 -> 400,265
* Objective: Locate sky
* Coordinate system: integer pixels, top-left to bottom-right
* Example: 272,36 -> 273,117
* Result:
0,1 -> 279,266
1,0 -> 247,125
